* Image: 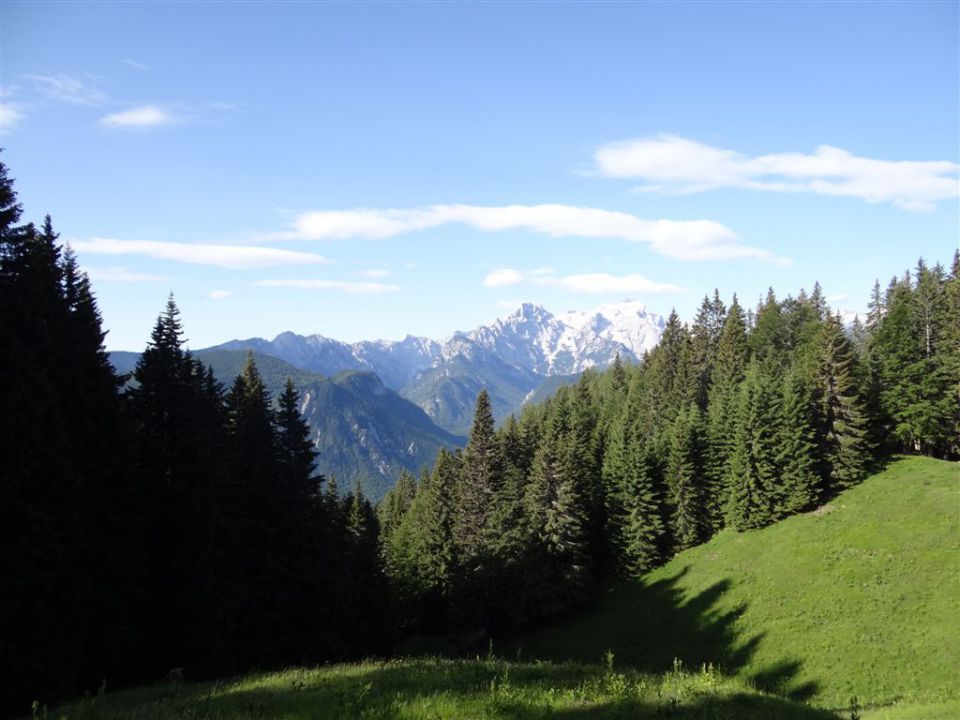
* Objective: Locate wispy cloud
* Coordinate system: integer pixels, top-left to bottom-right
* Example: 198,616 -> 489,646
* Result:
27,73 -> 108,105
207,290 -> 232,299
255,279 -> 401,295
482,268 -> 687,294
592,134 -> 960,212
272,203 -> 781,264
0,101 -> 25,132
72,237 -> 330,269
99,105 -> 178,128
121,59 -> 150,71
359,268 -> 391,278
83,266 -> 169,283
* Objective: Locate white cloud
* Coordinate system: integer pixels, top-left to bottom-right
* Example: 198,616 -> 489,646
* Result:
0,101 -> 25,131
593,134 -> 960,212
827,293 -> 848,303
273,203 -> 780,263
482,268 -> 687,294
483,268 -> 526,288
83,266 -> 169,283
359,268 -> 391,278
255,279 -> 401,295
99,105 -> 177,128
27,73 -> 108,105
72,237 -> 330,269
121,59 -> 150,71
207,290 -> 232,299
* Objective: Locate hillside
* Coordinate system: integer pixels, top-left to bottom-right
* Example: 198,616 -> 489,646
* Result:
500,456 -> 959,718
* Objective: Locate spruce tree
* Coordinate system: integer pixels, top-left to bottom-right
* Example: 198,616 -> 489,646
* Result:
725,360 -> 782,530
454,390 -> 504,570
777,368 -> 819,514
939,252 -> 960,457
704,295 -> 748,533
128,296 -> 231,675
666,403 -> 704,550
620,438 -> 664,574
522,415 -> 589,617
750,287 -> 787,365
690,291 -> 726,408
814,315 -> 868,491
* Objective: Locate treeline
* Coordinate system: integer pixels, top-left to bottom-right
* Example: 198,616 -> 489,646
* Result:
0,164 -> 386,715
378,256 -> 960,634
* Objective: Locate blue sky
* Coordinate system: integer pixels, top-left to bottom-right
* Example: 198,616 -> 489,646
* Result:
2,1 -> 957,350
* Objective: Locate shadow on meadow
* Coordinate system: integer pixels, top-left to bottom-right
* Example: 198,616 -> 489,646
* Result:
497,567 -> 818,703
70,659 -> 839,720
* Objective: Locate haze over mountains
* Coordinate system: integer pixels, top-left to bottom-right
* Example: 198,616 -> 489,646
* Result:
211,300 -> 666,435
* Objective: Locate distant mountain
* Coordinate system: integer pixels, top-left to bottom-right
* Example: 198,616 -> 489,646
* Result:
110,349 -> 464,502
206,300 -> 666,434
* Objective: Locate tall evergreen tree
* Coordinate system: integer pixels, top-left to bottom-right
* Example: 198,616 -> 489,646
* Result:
522,414 -> 589,617
777,368 -> 819,514
704,295 -> 748,532
620,437 -> 664,574
666,403 -> 705,550
689,291 -> 727,408
814,315 -> 868,490
127,296 -> 231,675
454,390 -> 504,569
725,360 -> 782,530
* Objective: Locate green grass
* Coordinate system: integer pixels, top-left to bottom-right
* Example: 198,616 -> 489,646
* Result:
45,656 -> 843,719
502,456 -> 960,716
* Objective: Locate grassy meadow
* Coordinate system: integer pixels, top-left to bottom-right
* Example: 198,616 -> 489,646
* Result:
502,456 -> 959,716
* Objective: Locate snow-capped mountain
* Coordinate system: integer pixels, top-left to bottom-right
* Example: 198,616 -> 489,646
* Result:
467,300 -> 665,375
209,300 -> 666,434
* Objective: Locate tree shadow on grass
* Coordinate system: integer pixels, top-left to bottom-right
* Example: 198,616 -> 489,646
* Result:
73,659 -> 839,720
496,566 -> 818,704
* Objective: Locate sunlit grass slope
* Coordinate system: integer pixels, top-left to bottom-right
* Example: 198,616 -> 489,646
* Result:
49,657 -> 841,720
507,456 -> 959,716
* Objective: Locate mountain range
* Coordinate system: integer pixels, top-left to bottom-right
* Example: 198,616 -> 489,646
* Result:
211,300 -> 666,435
111,300 -> 666,501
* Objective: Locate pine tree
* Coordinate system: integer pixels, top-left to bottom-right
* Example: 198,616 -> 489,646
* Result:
939,251 -> 960,457
128,295 -> 231,675
704,295 -> 748,533
645,309 -> 689,425
725,360 -> 782,530
666,403 -> 704,550
454,390 -> 504,569
522,416 -> 589,616
600,412 -> 631,570
750,287 -> 787,365
814,315 -> 868,491
620,438 -> 664,574
421,449 -> 459,603
777,368 -> 819,514
565,374 -> 604,565
276,378 -> 318,497
810,281 -> 828,319
689,291 -> 726,408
